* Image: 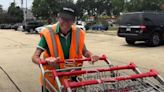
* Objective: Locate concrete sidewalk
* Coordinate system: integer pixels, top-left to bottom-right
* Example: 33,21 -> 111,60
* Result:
0,30 -> 41,92
0,67 -> 19,92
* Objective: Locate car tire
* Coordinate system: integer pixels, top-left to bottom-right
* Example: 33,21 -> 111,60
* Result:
27,30 -> 30,33
22,29 -> 25,32
29,29 -> 34,33
126,38 -> 135,45
146,32 -> 161,46
35,30 -> 38,33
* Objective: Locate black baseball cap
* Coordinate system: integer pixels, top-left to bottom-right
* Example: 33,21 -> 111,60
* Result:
59,5 -> 76,20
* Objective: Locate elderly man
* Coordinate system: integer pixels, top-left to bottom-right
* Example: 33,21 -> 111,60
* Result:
32,5 -> 99,92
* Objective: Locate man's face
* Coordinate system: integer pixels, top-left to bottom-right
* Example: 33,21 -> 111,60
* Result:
59,17 -> 74,32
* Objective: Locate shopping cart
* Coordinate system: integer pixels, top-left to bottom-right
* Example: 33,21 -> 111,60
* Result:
39,55 -> 164,92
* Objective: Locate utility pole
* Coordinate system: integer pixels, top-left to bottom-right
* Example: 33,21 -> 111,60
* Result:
25,0 -> 27,27
21,0 -> 27,29
21,0 -> 23,9
26,0 -> 27,14
22,0 -> 27,27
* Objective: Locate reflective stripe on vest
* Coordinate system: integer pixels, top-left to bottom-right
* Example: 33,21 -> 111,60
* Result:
47,27 -> 81,58
75,28 -> 81,55
46,27 -> 58,57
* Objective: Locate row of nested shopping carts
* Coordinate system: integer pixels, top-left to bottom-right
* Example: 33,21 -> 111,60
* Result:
39,55 -> 164,92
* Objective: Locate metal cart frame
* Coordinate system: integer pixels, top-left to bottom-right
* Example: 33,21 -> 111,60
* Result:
39,55 -> 164,92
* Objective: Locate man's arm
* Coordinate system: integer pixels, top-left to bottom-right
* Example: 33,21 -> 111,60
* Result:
32,48 -> 44,65
82,44 -> 100,63
82,44 -> 93,58
32,48 -> 60,66
32,36 -> 47,65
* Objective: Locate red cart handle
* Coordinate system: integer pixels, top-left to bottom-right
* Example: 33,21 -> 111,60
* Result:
39,54 -> 107,65
55,63 -> 136,77
64,69 -> 158,89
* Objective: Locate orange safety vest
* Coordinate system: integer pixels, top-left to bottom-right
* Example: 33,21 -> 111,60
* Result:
39,23 -> 85,91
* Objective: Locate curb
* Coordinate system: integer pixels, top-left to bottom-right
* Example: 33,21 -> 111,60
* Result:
86,30 -> 117,36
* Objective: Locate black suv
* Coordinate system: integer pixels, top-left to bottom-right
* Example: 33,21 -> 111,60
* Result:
24,21 -> 43,33
117,12 -> 164,46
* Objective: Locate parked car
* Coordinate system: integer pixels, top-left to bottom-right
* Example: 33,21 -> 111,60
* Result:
84,25 -> 90,30
24,21 -> 44,33
35,24 -> 53,33
0,24 -> 5,29
0,24 -> 12,29
76,21 -> 86,31
11,23 -> 22,30
17,25 -> 24,31
117,12 -> 164,46
91,24 -> 108,31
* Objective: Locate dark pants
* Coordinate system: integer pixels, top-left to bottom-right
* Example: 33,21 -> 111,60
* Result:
42,86 -> 49,92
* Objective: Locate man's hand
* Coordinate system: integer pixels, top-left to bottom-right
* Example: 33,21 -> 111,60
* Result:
90,55 -> 99,64
45,57 -> 60,66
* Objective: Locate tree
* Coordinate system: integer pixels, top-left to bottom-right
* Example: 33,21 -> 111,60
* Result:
32,0 -> 164,20
111,0 -> 124,16
96,0 -> 112,16
110,0 -> 164,16
32,0 -> 74,21
126,0 -> 161,12
8,2 -> 23,23
76,0 -> 112,17
32,0 -> 49,19
0,4 -> 2,13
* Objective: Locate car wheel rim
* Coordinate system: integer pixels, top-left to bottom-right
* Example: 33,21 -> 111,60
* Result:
30,29 -> 33,32
153,34 -> 160,45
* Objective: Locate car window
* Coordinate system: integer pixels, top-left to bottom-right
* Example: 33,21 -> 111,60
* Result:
119,13 -> 143,25
143,13 -> 155,25
156,14 -> 164,25
143,13 -> 164,25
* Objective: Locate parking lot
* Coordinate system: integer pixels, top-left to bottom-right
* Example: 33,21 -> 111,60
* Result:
0,29 -> 164,92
